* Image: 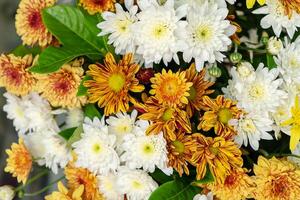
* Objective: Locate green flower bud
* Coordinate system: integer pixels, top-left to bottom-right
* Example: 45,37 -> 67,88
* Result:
230,52 -> 242,64
208,65 -> 222,78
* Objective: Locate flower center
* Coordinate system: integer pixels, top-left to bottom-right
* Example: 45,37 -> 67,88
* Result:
116,124 -> 132,134
209,146 -> 219,155
108,73 -> 125,92
241,118 -> 256,133
162,108 -> 174,121
54,80 -> 72,94
28,11 -> 42,29
237,65 -> 252,77
218,108 -> 233,124
117,20 -> 131,33
289,55 -> 300,68
92,143 -> 102,154
93,0 -> 105,6
132,180 -> 143,189
194,24 -> 213,43
4,68 -> 22,85
224,173 -> 237,186
188,86 -> 197,101
152,23 -> 170,39
142,142 -> 155,155
249,84 -> 265,99
172,140 -> 185,154
272,176 -> 288,197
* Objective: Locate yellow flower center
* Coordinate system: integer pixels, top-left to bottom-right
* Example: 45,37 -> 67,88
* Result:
142,143 -> 155,155
241,119 -> 256,133
108,73 -> 125,92
92,143 -> 102,154
152,23 -> 169,39
194,24 -> 213,42
116,124 -> 132,133
188,86 -> 197,101
218,108 -> 233,124
289,56 -> 300,68
172,140 -> 185,154
162,108 -> 174,121
249,84 -> 265,99
132,180 -> 143,189
209,146 -> 219,155
116,20 -> 131,33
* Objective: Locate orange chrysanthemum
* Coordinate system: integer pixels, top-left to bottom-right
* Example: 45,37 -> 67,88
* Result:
206,168 -> 255,200
184,64 -> 214,117
15,0 -> 56,46
136,96 -> 191,141
252,156 -> 300,200
45,181 -> 84,200
36,59 -> 86,108
190,134 -> 243,184
65,162 -> 104,200
5,139 -> 32,184
280,0 -> 300,18
150,69 -> 193,107
198,95 -> 242,139
0,54 -> 36,96
166,130 -> 197,176
84,53 -> 144,116
79,0 -> 116,15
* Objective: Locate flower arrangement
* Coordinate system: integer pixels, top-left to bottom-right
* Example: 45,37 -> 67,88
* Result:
1,0 -> 300,200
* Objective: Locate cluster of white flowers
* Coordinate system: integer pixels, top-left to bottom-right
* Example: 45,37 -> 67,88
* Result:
72,111 -> 168,200
3,92 -> 76,174
223,36 -> 300,151
98,0 -> 235,70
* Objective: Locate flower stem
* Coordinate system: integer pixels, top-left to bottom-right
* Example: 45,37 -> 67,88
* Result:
14,169 -> 49,192
238,45 -> 267,53
23,176 -> 65,197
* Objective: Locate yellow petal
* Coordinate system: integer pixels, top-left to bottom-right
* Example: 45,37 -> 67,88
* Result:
281,118 -> 294,127
290,126 -> 300,151
72,184 -> 84,200
257,0 -> 265,5
246,0 -> 256,8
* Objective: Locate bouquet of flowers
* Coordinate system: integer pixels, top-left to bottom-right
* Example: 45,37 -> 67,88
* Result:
1,0 -> 300,199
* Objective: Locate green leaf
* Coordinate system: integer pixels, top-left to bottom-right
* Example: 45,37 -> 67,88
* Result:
11,45 -> 41,57
83,104 -> 102,119
191,169 -> 214,185
30,5 -> 108,73
266,54 -> 277,69
77,75 -> 92,96
58,127 -> 77,140
30,46 -> 100,73
149,180 -> 200,200
67,125 -> 83,147
150,169 -> 174,184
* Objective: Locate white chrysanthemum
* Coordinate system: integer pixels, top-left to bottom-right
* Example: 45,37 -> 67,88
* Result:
98,0 -> 138,54
267,36 -> 283,55
231,113 -> 273,150
253,0 -> 300,38
24,129 -> 71,174
3,92 -> 29,134
275,37 -> 300,84
134,0 -> 187,66
193,192 -> 213,200
0,185 -> 15,200
179,2 -> 235,71
73,117 -> 119,175
3,92 -> 60,134
235,64 -> 286,113
65,108 -> 84,128
98,173 -> 123,200
117,167 -> 158,200
120,124 -> 168,172
106,110 -> 137,151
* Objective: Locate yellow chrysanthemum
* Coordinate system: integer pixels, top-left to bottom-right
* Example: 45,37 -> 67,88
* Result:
0,54 -> 36,96
79,0 -> 116,15
36,59 -> 86,108
246,0 -> 266,8
166,130 -> 198,176
184,64 -> 214,117
281,96 -> 300,151
65,162 -> 104,200
206,168 -> 255,200
198,95 -> 242,139
5,139 -> 32,184
15,0 -> 56,46
45,181 -> 84,200
150,69 -> 193,107
252,156 -> 300,200
190,134 -> 243,184
84,53 -> 144,116
136,96 -> 191,141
